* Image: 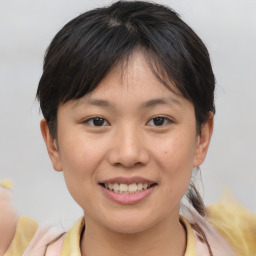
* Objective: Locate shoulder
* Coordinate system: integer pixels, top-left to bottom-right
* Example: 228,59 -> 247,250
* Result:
4,216 -> 38,256
22,225 -> 65,256
0,180 -> 65,256
0,181 -> 18,255
22,217 -> 84,256
206,193 -> 256,256
181,212 -> 237,256
184,193 -> 256,256
0,180 -> 80,256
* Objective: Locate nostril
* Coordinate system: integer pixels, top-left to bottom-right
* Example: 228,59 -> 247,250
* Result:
107,146 -> 150,168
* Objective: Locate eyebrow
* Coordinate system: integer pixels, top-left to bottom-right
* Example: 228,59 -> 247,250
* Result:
73,99 -> 112,108
141,97 -> 181,108
74,97 -> 181,109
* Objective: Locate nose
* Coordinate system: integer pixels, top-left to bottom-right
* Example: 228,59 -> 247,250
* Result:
107,126 -> 150,168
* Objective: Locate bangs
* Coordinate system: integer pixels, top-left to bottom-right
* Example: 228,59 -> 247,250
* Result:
39,10 -> 190,110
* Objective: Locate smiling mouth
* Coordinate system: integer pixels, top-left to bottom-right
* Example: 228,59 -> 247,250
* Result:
99,183 -> 157,194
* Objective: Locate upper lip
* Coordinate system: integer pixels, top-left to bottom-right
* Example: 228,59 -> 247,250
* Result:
99,176 -> 157,185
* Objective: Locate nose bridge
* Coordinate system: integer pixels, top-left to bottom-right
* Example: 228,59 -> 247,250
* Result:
120,124 -> 140,153
108,123 -> 149,167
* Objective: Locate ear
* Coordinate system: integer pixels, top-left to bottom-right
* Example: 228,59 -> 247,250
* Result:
193,113 -> 214,167
40,119 -> 62,172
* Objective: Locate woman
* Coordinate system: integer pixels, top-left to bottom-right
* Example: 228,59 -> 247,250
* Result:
1,1 -> 255,255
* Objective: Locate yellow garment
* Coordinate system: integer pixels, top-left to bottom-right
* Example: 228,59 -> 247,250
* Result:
206,193 -> 256,256
61,216 -> 196,256
4,216 -> 38,256
3,196 -> 256,255
181,216 -> 197,256
61,217 -> 84,256
0,179 -> 13,189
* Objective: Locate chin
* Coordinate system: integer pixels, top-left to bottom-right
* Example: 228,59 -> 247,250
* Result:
108,222 -> 152,234
102,212 -> 159,234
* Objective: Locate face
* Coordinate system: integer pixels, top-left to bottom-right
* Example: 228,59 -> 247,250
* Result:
41,51 -> 213,234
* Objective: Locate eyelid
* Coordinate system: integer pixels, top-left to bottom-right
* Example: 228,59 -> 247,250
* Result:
146,116 -> 174,126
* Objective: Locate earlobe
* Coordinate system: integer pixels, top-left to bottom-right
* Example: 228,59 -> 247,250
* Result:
40,119 -> 62,172
193,113 -> 214,167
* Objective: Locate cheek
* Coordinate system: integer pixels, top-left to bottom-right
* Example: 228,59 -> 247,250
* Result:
59,131 -> 105,175
153,133 -> 196,171
57,133 -> 107,201
151,131 -> 196,195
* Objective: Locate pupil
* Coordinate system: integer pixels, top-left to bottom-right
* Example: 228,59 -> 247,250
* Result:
93,117 -> 104,126
153,117 -> 164,126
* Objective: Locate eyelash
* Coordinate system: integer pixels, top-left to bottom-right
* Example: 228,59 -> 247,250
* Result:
83,117 -> 110,127
147,116 -> 173,127
83,116 -> 173,127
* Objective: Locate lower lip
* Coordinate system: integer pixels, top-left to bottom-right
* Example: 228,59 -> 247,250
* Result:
100,185 -> 156,205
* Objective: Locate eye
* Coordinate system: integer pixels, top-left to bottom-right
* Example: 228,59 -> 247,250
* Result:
83,117 -> 109,127
147,116 -> 172,127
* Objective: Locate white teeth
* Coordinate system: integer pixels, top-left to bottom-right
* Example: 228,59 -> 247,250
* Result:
104,182 -> 153,193
143,183 -> 148,190
120,183 -> 128,192
128,183 -> 137,192
137,183 -> 143,190
113,183 -> 119,192
108,183 -> 114,190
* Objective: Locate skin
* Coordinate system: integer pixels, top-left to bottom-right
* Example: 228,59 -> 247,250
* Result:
41,51 -> 213,256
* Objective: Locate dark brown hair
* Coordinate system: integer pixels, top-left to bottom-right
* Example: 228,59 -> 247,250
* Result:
37,1 -> 215,138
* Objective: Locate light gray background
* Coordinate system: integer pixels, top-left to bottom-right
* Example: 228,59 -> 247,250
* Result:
1,0 -> 255,227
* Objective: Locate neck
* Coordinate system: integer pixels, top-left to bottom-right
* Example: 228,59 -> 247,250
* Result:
80,214 -> 186,256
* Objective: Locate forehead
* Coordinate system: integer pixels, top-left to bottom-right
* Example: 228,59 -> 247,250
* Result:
94,52 -> 169,93
67,51 -> 192,113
